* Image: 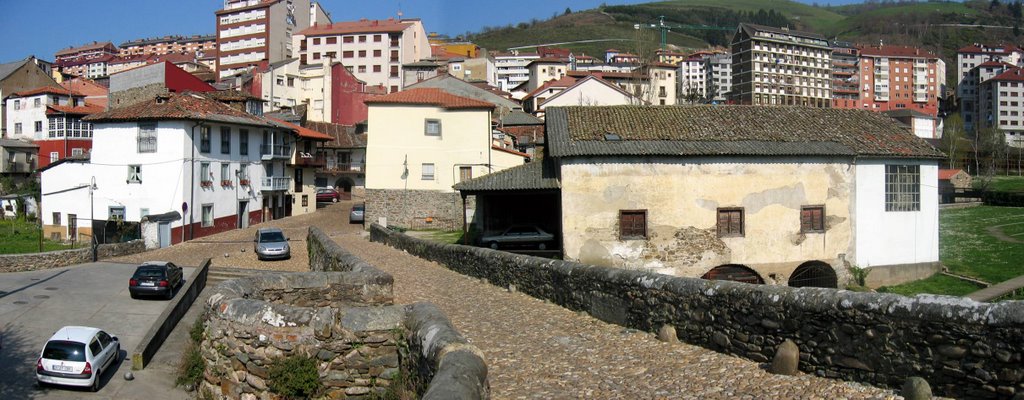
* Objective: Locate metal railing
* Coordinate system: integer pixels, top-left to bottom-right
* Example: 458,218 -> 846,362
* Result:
260,176 -> 290,191
260,143 -> 292,160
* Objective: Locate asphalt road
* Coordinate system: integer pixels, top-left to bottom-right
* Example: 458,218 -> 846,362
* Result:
0,262 -> 194,399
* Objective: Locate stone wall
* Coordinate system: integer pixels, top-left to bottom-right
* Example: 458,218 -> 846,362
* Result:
197,227 -> 488,399
0,239 -> 146,273
370,224 -> 1024,399
364,189 -> 471,231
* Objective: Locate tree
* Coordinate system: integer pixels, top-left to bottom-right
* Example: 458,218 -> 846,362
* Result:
564,7 -> 572,15
941,114 -> 967,170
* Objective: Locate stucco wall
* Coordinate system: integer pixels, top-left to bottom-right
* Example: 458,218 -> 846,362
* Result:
560,156 -> 854,281
853,160 -> 939,269
371,224 -> 1024,399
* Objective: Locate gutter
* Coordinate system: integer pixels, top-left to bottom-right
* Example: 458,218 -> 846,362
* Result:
189,121 -> 204,241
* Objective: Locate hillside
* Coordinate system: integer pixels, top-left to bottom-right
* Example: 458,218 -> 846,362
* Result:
469,0 -> 1024,85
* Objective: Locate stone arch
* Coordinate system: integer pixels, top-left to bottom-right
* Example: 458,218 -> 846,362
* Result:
788,261 -> 838,288
334,176 -> 355,193
701,264 -> 765,285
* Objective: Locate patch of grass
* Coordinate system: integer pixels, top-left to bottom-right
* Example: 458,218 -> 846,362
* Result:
979,175 -> 1024,192
268,354 -> 322,399
0,218 -> 77,254
881,206 -> 1024,296
175,341 -> 206,388
410,229 -> 465,245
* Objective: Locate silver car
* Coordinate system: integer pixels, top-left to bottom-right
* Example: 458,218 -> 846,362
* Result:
480,225 -> 555,250
254,228 -> 290,261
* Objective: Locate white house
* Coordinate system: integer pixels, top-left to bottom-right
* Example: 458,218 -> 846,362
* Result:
4,86 -> 103,168
41,91 -> 299,247
524,76 -> 639,118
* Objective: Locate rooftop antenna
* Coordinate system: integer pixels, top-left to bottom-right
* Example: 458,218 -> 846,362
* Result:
397,2 -> 403,18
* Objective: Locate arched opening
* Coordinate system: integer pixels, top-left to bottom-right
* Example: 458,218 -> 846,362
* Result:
701,264 -> 764,285
334,177 -> 354,200
788,261 -> 838,288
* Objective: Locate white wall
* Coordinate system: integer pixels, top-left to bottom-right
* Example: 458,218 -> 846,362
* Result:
6,94 -> 48,140
540,79 -> 635,112
853,159 -> 939,268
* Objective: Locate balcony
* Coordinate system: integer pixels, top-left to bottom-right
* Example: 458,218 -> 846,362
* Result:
319,162 -> 366,174
289,154 -> 326,167
261,176 -> 290,191
260,143 -> 292,160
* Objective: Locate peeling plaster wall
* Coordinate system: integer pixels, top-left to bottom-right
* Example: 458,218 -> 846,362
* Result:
560,156 -> 855,281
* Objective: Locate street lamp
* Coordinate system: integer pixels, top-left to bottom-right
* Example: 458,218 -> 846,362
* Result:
89,176 -> 97,261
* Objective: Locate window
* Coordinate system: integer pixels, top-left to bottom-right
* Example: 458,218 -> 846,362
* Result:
71,148 -> 83,156
373,65 -> 381,72
53,212 -> 61,226
390,65 -> 399,77
343,51 -> 353,58
14,123 -> 21,134
421,163 -> 435,180
127,165 -> 142,183
239,129 -> 249,155
459,166 -> 472,182
294,167 -> 303,192
200,126 -> 211,153
717,208 -> 744,237
221,164 -> 231,184
201,204 -> 214,227
13,100 -> 20,110
800,206 -> 825,233
137,122 -> 157,152
373,49 -> 381,57
425,119 -> 441,136
34,121 -> 42,132
326,37 -> 337,44
201,162 -> 211,185
302,195 -> 308,207
140,208 -> 149,219
312,38 -> 320,45
109,206 -> 126,221
374,34 -> 382,42
32,98 -> 40,107
619,210 -> 647,239
49,152 -> 58,162
220,127 -> 231,154
885,165 -> 920,211
343,36 -> 353,43
358,35 -> 366,42
358,65 -> 366,73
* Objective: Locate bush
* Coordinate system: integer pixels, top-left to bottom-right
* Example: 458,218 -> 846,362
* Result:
268,354 -> 322,399
175,342 -> 206,388
189,314 -> 205,343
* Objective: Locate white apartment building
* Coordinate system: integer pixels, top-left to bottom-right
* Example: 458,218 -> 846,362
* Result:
962,61 -> 1014,132
293,18 -> 429,93
494,52 -> 539,93
215,0 -> 311,79
731,23 -> 832,107
4,86 -> 102,168
525,58 -> 568,93
977,66 -> 1024,147
678,57 -> 707,102
956,43 -> 1023,96
706,53 -> 732,102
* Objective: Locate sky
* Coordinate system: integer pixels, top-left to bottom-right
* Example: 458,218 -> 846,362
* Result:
0,0 -> 861,63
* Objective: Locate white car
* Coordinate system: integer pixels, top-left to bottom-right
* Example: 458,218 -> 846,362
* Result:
36,326 -> 120,391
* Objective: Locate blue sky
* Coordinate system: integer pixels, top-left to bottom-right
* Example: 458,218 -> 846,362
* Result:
0,0 -> 860,63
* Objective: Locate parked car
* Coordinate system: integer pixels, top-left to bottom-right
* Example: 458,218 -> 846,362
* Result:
36,326 -> 120,392
128,261 -> 183,300
349,203 -> 365,224
316,188 -> 340,203
479,225 -> 555,250
254,228 -> 290,260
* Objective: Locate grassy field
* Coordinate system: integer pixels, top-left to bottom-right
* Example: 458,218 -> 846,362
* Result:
979,175 -> 1024,192
408,230 -> 465,245
879,205 -> 1024,297
0,218 -> 77,254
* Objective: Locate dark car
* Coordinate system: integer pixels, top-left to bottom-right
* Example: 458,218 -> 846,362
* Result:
349,203 -> 365,223
316,188 -> 340,203
480,225 -> 555,250
254,228 -> 291,260
128,261 -> 183,300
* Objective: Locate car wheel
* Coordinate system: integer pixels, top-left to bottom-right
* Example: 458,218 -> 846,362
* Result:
129,292 -> 138,299
538,242 -> 547,250
489,242 -> 499,250
37,380 -> 47,389
166,287 -> 174,300
91,374 -> 100,392
332,197 -> 338,203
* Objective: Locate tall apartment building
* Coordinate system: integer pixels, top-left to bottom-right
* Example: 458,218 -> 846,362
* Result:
678,56 -> 707,102
975,65 -> 1024,144
293,18 -> 429,93
54,42 -> 118,65
838,45 -> 942,117
215,0 -> 311,79
730,23 -> 832,107
494,52 -> 540,93
54,42 -> 119,78
119,35 -> 217,57
705,53 -> 732,102
831,41 -> 860,109
956,44 -> 1023,95
962,61 -> 1015,132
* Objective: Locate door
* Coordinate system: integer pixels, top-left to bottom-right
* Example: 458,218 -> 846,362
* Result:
238,201 -> 249,228
158,222 -> 171,248
68,214 -> 78,241
284,195 -> 293,217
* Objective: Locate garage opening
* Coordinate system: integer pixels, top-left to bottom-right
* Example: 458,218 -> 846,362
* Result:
701,264 -> 764,284
788,261 -> 838,288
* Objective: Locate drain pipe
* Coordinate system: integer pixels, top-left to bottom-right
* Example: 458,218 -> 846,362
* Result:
189,121 -> 204,241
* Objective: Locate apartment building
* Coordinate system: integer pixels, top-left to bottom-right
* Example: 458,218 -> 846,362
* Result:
838,45 -> 942,119
678,56 -> 707,102
730,23 -> 832,107
119,35 -> 217,57
252,58 -> 382,124
705,53 -> 732,102
215,0 -> 311,79
293,18 -> 429,93
956,44 -> 1023,95
4,86 -> 102,168
962,61 -> 1015,132
54,42 -> 117,65
831,41 -> 860,109
977,66 -> 1024,147
494,51 -> 540,93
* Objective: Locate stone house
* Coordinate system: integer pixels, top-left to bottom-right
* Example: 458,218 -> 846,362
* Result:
363,88 -> 528,230
938,168 -> 972,203
456,105 -> 945,288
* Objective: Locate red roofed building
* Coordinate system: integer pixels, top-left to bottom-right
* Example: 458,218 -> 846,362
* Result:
215,0 -> 312,80
976,66 -> 1024,146
61,77 -> 109,109
831,45 -> 942,127
294,17 -> 430,93
962,61 -> 1016,132
956,43 -> 1023,91
4,86 -> 103,168
364,87 -> 526,230
54,42 -> 118,78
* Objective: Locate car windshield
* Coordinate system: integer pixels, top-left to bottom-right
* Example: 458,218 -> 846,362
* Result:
353,205 -> 364,211
42,340 -> 86,362
135,267 -> 165,278
260,231 -> 286,242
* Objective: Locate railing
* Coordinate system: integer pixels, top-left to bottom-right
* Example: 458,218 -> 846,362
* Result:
260,143 -> 291,160
260,176 -> 290,191
319,163 -> 365,174
290,154 -> 326,167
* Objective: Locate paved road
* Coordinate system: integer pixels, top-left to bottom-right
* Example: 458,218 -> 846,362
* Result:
0,262 -> 193,400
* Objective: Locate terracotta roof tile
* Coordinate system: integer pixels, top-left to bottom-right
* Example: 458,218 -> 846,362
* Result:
991,66 -> 1024,82
299,18 -> 412,36
364,88 -> 495,110
958,43 -> 1023,54
858,45 -> 938,59
304,121 -> 366,148
11,86 -> 81,97
523,76 -> 577,100
46,104 -> 104,115
939,169 -> 965,180
83,91 -> 285,129
267,117 -> 333,141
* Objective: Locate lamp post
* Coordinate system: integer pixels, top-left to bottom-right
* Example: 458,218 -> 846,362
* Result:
89,176 -> 97,261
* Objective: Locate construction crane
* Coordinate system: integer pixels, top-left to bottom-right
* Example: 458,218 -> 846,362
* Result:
634,16 -> 734,50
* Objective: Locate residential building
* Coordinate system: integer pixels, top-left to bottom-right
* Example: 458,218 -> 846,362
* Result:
247,58 -> 383,125
4,86 -> 103,168
678,56 -> 707,102
883,109 -> 940,140
118,35 -> 217,57
705,53 -> 732,102
310,2 -> 331,25
730,23 -> 832,107
108,62 -> 217,109
525,58 -> 568,93
456,105 -> 944,288
655,49 -> 689,66
42,91 -> 299,246
843,45 -> 942,119
831,41 -> 860,109
565,69 -> 673,106
54,41 -> 118,65
402,60 -> 446,87
404,74 -> 521,115
0,139 -> 38,183
961,61 -> 1014,132
307,121 -> 366,198
215,0 -> 312,79
107,54 -> 156,75
459,56 -> 497,86
523,76 -> 639,118
956,43 -> 1024,97
363,88 -> 528,230
293,18 -> 429,93
976,66 -> 1024,147
266,117 -> 334,213
0,56 -> 63,138
56,54 -> 115,79
494,51 -> 539,93
61,77 -> 109,109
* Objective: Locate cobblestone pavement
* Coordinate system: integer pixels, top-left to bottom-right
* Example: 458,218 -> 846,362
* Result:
111,199 -> 900,399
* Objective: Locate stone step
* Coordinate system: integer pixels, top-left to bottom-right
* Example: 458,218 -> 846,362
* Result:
206,267 -> 274,285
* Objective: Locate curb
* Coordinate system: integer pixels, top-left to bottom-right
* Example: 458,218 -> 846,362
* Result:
131,258 -> 210,370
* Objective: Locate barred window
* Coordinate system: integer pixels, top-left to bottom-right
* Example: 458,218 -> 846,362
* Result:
619,210 -> 647,239
137,122 -> 157,153
885,165 -> 920,211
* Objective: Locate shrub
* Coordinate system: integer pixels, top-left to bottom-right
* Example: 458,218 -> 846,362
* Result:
268,354 -> 322,399
189,314 -> 205,343
175,341 -> 205,388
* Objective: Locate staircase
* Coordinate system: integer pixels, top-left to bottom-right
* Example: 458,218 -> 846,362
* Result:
206,266 -> 273,286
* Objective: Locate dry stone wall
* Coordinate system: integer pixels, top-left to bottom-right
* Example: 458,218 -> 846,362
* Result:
0,240 -> 145,272
364,189 -> 469,231
370,223 -> 1024,399
198,227 -> 488,399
